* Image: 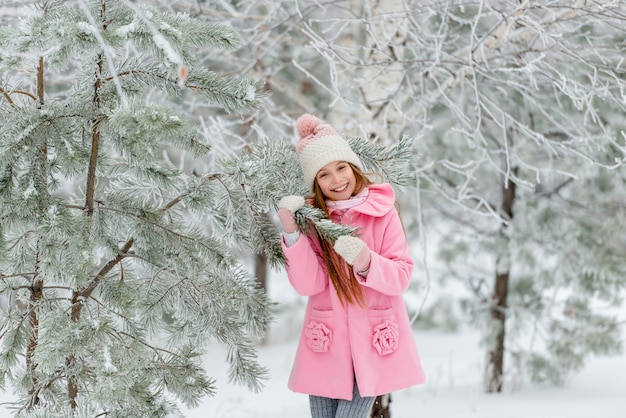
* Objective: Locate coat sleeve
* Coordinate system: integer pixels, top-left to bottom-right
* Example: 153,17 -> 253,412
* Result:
282,234 -> 329,296
355,210 -> 414,296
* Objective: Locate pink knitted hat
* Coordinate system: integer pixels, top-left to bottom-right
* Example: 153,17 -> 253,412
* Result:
295,114 -> 363,191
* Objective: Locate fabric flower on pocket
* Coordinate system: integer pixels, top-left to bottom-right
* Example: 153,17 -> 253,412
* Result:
305,321 -> 332,352
372,320 -> 399,356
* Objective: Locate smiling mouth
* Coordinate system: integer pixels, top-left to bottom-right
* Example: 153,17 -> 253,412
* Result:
332,183 -> 349,193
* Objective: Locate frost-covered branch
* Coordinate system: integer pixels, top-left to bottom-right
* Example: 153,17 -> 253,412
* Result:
294,204 -> 359,243
205,134 -> 417,266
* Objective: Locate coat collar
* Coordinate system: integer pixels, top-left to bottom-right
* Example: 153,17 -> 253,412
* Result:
327,183 -> 395,218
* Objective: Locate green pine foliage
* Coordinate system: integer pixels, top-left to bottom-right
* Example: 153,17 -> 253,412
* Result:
0,1 -> 270,415
213,135 -> 417,268
505,168 -> 626,385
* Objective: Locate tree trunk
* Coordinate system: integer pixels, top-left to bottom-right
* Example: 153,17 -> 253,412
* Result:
25,56 -> 47,410
254,251 -> 269,344
254,252 -> 268,295
369,393 -> 392,418
484,169 -> 517,392
26,273 -> 43,408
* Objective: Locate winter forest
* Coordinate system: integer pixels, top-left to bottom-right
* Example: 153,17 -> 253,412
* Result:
0,0 -> 625,417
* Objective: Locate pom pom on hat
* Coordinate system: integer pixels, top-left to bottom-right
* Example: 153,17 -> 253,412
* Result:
295,114 -> 363,191
296,114 -> 322,144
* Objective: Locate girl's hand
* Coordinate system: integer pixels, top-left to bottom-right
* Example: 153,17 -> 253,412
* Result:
334,235 -> 371,274
277,195 -> 305,233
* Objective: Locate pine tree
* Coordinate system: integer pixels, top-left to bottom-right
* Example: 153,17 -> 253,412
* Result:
0,1 -> 271,415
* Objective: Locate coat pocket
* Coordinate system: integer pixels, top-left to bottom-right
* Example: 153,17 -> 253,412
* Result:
305,308 -> 333,353
368,307 -> 399,356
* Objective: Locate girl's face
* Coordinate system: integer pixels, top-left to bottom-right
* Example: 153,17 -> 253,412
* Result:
315,161 -> 356,201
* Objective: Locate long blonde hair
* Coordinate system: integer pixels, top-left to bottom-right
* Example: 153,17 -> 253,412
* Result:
310,163 -> 373,306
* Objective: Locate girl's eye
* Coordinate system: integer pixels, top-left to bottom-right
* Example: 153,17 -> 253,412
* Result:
318,172 -> 327,178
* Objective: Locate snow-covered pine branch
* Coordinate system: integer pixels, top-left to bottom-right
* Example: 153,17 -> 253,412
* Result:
205,134 -> 417,267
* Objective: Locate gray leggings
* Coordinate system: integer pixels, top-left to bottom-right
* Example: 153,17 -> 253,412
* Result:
309,380 -> 375,418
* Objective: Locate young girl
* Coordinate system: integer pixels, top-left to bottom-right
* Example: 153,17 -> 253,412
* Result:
277,114 -> 425,418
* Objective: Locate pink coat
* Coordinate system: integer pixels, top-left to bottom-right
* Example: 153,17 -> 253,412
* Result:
282,183 -> 426,400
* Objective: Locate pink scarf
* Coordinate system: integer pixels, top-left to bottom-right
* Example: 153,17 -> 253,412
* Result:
326,187 -> 369,211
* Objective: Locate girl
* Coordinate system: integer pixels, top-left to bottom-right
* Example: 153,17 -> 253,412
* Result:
277,114 -> 425,418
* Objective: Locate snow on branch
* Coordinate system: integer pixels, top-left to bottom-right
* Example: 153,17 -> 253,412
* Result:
210,134 -> 417,265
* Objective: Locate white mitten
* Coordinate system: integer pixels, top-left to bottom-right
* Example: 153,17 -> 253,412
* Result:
277,195 -> 305,233
334,235 -> 371,273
